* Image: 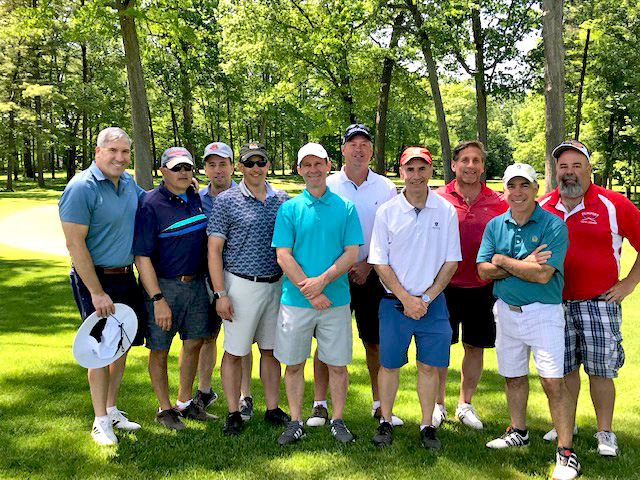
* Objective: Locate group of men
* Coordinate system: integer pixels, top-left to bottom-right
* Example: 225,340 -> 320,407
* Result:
60,125 -> 639,480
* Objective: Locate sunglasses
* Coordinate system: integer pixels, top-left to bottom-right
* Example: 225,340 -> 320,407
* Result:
169,164 -> 193,172
241,159 -> 268,168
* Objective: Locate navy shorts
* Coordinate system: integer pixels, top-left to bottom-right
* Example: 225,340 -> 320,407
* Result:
145,277 -> 211,351
70,267 -> 146,346
379,293 -> 452,369
444,284 -> 496,348
350,270 -> 384,344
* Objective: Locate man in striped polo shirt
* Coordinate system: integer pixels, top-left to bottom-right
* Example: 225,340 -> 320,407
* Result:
539,140 -> 640,456
134,147 -> 216,430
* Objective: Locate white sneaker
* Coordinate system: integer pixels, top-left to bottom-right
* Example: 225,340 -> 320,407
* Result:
371,406 -> 404,426
432,403 -> 447,428
109,409 -> 141,431
552,449 -> 581,480
455,403 -> 483,429
91,417 -> 118,445
543,425 -> 578,442
595,430 -> 620,457
486,426 -> 529,449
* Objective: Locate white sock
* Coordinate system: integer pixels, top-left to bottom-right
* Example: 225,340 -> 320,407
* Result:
176,399 -> 192,410
313,400 -> 327,408
95,415 -> 110,425
419,424 -> 434,431
372,400 -> 381,410
106,406 -> 118,415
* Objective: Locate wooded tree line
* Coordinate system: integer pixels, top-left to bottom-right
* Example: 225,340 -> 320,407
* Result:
1,0 -> 638,192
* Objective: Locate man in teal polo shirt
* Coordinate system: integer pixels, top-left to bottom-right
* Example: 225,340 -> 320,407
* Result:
477,163 -> 580,480
272,142 -> 363,446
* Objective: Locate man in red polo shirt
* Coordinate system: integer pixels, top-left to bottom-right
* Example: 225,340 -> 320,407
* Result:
539,140 -> 640,456
434,141 -> 506,430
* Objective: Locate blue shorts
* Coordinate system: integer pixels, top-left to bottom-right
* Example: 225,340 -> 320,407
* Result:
70,267 -> 146,346
379,293 -> 452,369
145,277 -> 211,351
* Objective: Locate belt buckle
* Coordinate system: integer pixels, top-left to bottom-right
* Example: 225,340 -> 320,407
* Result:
508,304 -> 523,313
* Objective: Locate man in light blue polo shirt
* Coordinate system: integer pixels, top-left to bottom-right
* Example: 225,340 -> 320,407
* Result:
477,163 -> 580,480
59,127 -> 145,445
272,142 -> 363,446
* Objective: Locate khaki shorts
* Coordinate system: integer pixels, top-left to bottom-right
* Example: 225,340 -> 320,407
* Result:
274,304 -> 352,366
222,271 -> 282,356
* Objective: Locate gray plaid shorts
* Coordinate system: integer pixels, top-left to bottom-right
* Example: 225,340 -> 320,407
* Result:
563,297 -> 624,378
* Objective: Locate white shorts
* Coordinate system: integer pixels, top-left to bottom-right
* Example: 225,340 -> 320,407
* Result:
222,271 -> 282,356
274,304 -> 352,367
494,299 -> 565,378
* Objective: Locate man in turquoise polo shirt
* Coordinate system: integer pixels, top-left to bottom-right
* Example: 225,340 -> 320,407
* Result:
272,142 -> 363,446
477,163 -> 580,480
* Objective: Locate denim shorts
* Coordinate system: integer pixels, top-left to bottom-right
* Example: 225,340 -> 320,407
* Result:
145,277 -> 211,351
379,293 -> 452,369
70,267 -> 146,346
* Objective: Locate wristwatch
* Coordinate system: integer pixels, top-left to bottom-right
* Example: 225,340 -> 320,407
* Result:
151,293 -> 164,303
214,290 -> 228,299
421,293 -> 431,304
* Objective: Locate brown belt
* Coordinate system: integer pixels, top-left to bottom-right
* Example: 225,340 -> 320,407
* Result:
177,275 -> 196,283
96,265 -> 133,275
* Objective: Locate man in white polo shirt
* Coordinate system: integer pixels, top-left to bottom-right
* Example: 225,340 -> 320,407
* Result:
369,146 -> 461,451
308,123 -> 400,427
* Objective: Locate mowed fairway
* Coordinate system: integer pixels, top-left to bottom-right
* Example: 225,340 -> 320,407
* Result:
1,178 -> 639,480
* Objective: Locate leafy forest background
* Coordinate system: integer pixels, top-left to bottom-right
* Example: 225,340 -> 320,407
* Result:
1,0 -> 638,195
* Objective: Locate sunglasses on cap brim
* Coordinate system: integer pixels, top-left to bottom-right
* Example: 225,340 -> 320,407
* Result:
169,164 -> 193,172
241,158 -> 268,168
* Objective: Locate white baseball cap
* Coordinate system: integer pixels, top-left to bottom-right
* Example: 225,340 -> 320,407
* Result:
297,142 -> 328,165
552,139 -> 591,162
503,163 -> 538,184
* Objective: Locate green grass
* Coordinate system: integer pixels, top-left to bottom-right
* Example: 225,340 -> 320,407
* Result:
1,182 -> 640,479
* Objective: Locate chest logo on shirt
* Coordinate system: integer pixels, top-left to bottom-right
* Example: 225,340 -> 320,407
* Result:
580,212 -> 599,224
432,221 -> 440,230
531,235 -> 539,243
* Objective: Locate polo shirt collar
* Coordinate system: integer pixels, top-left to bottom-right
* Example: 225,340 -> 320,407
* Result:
158,181 -> 195,200
399,187 -> 435,213
337,166 -> 372,187
238,179 -> 274,199
504,202 -> 543,225
301,186 -> 332,205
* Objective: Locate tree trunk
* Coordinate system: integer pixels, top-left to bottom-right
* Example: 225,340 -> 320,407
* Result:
226,87 -> 234,152
7,110 -> 16,192
574,29 -> 590,141
117,0 -> 153,190
601,112 -> 615,188
170,101 -> 179,145
148,104 -> 157,177
542,0 -> 565,192
374,14 -> 403,174
24,136 -> 34,178
472,9 -> 488,147
406,0 -> 453,181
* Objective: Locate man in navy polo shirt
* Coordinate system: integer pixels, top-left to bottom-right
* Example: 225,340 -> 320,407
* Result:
207,142 -> 291,436
477,163 -> 579,480
134,147 -> 216,430
59,127 -> 145,445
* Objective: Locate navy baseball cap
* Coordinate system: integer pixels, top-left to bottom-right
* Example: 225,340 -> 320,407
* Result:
343,123 -> 372,144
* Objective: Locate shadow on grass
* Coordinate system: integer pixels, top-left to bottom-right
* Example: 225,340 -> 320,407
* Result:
0,256 -> 77,335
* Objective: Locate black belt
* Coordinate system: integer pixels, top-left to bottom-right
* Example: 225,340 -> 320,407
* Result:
231,272 -> 283,283
382,292 -> 398,300
96,265 -> 133,275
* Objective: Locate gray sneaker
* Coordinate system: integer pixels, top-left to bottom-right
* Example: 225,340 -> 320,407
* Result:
156,408 -> 186,430
330,419 -> 355,443
239,396 -> 254,421
278,420 -> 305,445
420,426 -> 441,451
193,389 -> 218,408
180,400 -> 218,422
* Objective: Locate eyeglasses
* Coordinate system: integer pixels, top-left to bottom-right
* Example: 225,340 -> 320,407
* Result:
241,159 -> 268,168
169,164 -> 193,172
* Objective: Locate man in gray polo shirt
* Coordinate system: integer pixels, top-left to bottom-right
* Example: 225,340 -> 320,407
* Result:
207,143 -> 291,436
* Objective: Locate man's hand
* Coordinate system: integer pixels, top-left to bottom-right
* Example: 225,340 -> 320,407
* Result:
348,260 -> 373,285
298,276 -> 326,299
523,244 -> 552,265
309,293 -> 332,310
216,296 -> 235,321
401,296 -> 428,320
604,277 -> 638,304
153,298 -> 173,332
91,291 -> 115,318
